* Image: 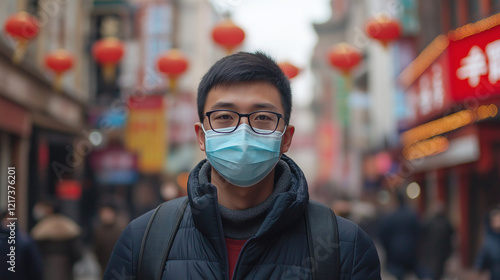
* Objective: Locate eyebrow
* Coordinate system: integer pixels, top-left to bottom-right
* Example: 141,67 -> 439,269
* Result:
210,102 -> 279,111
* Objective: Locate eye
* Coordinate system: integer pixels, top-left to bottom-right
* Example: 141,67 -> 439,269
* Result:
213,113 -> 234,120
252,112 -> 276,122
255,114 -> 271,121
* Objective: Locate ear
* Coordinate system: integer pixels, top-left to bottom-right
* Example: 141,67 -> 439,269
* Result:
280,125 -> 295,154
194,122 -> 206,152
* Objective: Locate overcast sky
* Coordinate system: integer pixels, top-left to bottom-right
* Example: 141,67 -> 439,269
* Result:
211,0 -> 332,107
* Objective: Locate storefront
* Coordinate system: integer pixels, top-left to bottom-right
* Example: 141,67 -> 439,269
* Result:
0,45 -> 87,230
398,14 -> 500,266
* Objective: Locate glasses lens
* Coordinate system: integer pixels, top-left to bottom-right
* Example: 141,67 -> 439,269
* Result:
209,110 -> 239,132
249,112 -> 280,134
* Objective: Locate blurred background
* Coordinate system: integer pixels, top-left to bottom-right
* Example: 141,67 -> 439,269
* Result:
1,0 -> 500,279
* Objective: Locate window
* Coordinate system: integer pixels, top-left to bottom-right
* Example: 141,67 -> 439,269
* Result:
468,0 -> 480,21
450,0 -> 459,29
26,0 -> 39,15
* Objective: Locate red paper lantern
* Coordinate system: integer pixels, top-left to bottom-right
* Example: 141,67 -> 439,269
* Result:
327,43 -> 362,74
365,14 -> 402,47
4,12 -> 40,63
156,49 -> 189,93
44,49 -> 74,91
45,49 -> 74,74
278,61 -> 300,79
211,19 -> 245,54
92,37 -> 125,82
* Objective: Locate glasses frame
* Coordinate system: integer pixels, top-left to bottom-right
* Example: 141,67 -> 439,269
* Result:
205,109 -> 284,134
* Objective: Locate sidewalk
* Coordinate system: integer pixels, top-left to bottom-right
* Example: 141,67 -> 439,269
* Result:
74,247 -> 101,280
443,253 -> 488,280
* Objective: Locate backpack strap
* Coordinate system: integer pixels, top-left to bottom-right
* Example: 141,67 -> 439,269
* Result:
138,196 -> 189,280
306,200 -> 340,280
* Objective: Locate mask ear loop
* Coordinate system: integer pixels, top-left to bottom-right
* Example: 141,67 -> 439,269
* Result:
279,125 -> 288,136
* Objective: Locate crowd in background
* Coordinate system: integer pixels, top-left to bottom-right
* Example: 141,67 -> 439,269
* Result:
1,186 -> 499,280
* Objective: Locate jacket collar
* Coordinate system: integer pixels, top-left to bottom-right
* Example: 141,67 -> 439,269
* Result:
187,154 -> 309,240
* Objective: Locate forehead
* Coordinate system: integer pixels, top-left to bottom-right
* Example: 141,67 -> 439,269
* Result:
204,82 -> 283,114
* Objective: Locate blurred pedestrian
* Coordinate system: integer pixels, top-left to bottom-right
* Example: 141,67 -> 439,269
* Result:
0,211 -> 43,280
417,201 -> 455,280
30,199 -> 82,280
474,205 -> 500,280
379,191 -> 420,280
132,180 -> 162,218
92,203 -> 123,278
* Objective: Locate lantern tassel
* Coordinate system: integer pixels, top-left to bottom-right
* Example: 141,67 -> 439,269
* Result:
169,77 -> 178,95
103,64 -> 116,83
12,40 -> 28,64
53,73 -> 63,93
341,71 -> 353,91
381,41 -> 389,50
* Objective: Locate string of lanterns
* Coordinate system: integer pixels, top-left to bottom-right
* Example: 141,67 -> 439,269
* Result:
327,14 -> 402,74
3,9 -> 402,93
1,11 -> 248,94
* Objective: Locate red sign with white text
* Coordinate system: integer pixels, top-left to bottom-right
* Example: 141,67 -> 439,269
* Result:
406,51 -> 453,125
448,24 -> 500,102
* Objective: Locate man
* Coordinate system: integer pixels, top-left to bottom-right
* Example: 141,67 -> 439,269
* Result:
31,200 -> 82,280
0,211 -> 43,280
92,203 -> 123,277
379,191 -> 420,280
104,52 -> 381,279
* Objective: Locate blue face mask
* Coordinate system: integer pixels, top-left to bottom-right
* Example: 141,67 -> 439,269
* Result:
203,124 -> 285,187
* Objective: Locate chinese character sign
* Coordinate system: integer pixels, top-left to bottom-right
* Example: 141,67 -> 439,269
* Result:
449,24 -> 500,101
406,52 -> 452,125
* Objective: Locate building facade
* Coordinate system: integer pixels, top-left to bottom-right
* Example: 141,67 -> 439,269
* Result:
0,0 -> 92,230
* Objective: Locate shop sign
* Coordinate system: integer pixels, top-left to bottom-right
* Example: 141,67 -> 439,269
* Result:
316,120 -> 340,182
449,24 -> 500,102
137,2 -> 173,92
91,148 -> 139,185
125,95 -> 166,173
56,180 -> 82,200
406,52 -> 453,124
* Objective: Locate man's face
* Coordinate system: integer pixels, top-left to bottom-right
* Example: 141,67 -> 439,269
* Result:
491,211 -> 500,233
195,81 -> 294,154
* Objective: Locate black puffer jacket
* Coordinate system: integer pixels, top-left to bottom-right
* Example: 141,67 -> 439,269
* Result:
104,155 -> 381,279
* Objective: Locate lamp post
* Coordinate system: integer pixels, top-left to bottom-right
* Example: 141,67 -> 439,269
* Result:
364,14 -> 402,150
326,43 -> 363,185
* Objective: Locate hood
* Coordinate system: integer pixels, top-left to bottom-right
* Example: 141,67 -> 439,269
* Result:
483,213 -> 500,239
187,154 -> 309,240
31,214 -> 81,241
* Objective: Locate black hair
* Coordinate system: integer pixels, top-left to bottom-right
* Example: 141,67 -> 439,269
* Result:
490,204 -> 500,217
38,198 -> 60,214
197,51 -> 292,124
99,201 -> 118,212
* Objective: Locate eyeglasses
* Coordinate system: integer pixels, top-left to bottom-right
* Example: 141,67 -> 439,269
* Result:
205,109 -> 284,134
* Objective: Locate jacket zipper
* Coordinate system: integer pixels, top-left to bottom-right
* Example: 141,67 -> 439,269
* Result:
231,237 -> 255,280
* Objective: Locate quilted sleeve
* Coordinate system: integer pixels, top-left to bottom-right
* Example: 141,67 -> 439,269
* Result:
103,225 -> 135,280
351,225 -> 381,280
